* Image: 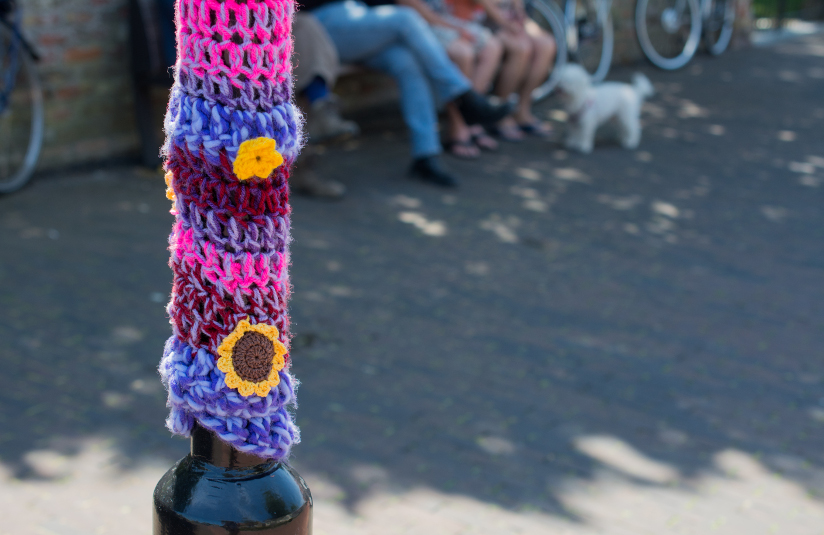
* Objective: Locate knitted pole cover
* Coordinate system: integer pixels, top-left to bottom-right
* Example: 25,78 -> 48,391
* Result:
159,0 -> 303,460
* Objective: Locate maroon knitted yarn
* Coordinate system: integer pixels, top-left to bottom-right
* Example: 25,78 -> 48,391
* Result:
168,145 -> 291,219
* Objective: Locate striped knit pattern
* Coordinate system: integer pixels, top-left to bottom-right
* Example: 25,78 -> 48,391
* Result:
159,0 -> 302,459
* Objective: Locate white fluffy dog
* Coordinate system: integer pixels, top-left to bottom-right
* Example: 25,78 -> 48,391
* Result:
556,64 -> 654,154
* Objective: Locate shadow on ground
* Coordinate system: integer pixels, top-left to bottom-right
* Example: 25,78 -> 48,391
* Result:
1,32 -> 823,523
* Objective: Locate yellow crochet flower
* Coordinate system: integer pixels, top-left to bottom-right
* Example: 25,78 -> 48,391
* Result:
232,137 -> 284,181
164,171 -> 176,201
216,318 -> 287,397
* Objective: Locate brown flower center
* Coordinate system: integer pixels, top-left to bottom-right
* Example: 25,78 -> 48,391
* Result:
232,331 -> 275,383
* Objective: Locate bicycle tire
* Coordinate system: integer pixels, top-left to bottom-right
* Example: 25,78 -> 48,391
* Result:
0,45 -> 43,194
636,0 -> 702,70
526,0 -> 568,101
702,0 -> 735,55
569,0 -> 613,83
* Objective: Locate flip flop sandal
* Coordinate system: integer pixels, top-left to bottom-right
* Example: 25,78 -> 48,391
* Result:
444,139 -> 481,159
471,132 -> 499,152
489,125 -> 525,142
518,121 -> 553,138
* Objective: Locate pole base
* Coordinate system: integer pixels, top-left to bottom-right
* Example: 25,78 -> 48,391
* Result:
153,424 -> 312,534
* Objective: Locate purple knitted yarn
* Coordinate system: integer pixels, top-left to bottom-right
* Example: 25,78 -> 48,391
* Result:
160,337 -> 299,458
175,200 -> 291,257
179,69 -> 293,111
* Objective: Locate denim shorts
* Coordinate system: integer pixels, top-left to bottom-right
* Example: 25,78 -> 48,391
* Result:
429,18 -> 493,53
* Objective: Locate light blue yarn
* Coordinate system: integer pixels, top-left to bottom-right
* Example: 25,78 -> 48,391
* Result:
159,336 -> 300,460
163,87 -> 304,167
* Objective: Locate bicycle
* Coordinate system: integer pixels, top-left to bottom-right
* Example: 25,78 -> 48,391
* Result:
635,0 -> 735,70
0,0 -> 43,194
526,0 -> 614,100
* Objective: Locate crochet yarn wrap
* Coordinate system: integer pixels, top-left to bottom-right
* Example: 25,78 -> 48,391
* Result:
159,0 -> 302,459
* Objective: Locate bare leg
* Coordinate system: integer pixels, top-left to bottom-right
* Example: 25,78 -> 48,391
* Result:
447,38 -> 474,74
445,39 -> 480,158
457,37 -> 501,150
494,31 -> 531,99
494,31 -> 531,140
445,104 -> 480,157
514,23 -> 556,126
472,36 -> 503,93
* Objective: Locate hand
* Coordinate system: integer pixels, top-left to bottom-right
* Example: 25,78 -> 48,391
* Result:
511,0 -> 527,21
506,19 -> 525,34
458,27 -> 476,42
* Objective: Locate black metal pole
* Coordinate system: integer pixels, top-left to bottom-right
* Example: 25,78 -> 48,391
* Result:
153,423 -> 312,534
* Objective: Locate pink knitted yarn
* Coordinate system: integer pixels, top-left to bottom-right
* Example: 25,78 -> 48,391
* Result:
177,0 -> 293,92
171,220 -> 289,298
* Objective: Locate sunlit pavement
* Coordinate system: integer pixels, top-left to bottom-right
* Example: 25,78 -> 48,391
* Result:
1,32 -> 823,535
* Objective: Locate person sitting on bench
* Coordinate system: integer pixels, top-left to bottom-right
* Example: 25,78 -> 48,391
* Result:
398,0 -> 503,157
300,0 -> 512,187
290,12 -> 361,198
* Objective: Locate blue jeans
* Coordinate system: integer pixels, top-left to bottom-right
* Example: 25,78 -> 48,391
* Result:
312,1 -> 472,158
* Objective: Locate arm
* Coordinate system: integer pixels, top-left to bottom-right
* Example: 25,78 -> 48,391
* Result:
475,0 -> 523,33
510,0 -> 527,23
397,0 -> 470,34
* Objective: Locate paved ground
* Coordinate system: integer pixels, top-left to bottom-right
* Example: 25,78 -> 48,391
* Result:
1,32 -> 823,535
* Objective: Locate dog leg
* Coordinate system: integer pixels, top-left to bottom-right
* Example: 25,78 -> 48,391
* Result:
565,124 -> 583,151
578,116 -> 597,154
621,115 -> 641,149
617,100 -> 643,149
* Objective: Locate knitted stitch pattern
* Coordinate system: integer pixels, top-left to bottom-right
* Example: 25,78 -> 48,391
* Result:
160,0 -> 302,460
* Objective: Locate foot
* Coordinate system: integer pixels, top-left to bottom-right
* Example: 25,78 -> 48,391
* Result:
306,95 -> 360,142
290,165 -> 346,199
518,119 -> 553,138
491,117 -> 525,142
444,138 -> 480,159
410,156 -> 459,188
454,90 -> 513,126
469,125 -> 499,151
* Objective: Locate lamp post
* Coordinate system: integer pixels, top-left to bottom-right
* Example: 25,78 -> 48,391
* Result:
153,0 -> 310,532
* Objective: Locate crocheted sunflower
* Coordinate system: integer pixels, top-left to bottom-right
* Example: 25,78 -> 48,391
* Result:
216,319 -> 287,397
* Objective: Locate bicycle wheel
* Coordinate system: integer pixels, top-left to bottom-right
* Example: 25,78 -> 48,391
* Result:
526,0 -> 568,101
0,27 -> 44,194
568,0 -> 613,83
636,0 -> 702,70
702,0 -> 734,55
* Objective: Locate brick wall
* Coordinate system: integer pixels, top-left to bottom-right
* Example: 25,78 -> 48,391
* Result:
24,0 -> 138,170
